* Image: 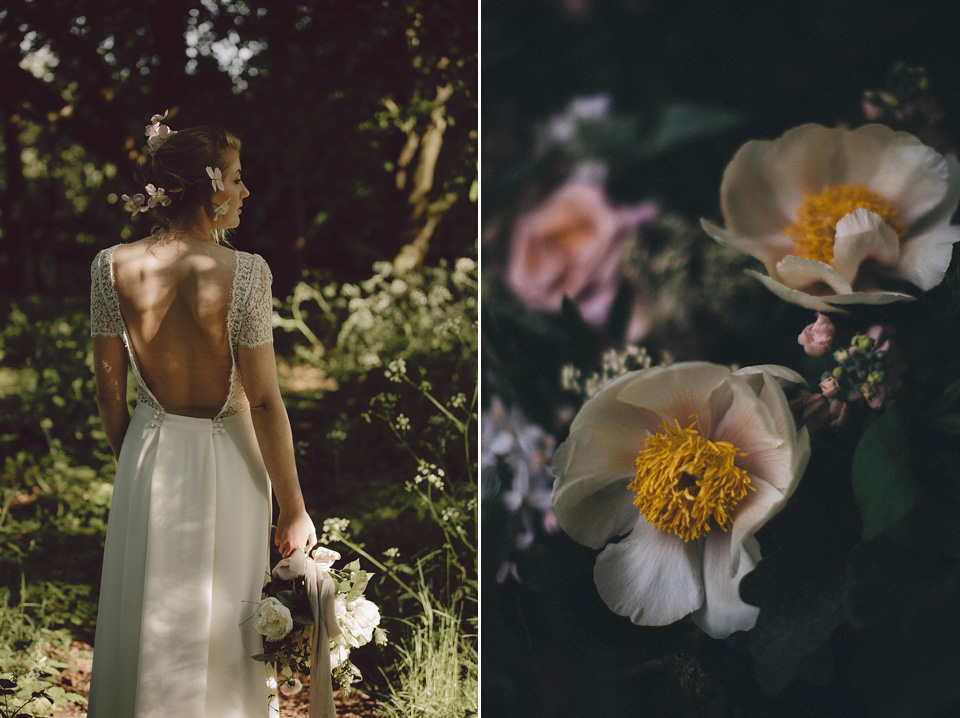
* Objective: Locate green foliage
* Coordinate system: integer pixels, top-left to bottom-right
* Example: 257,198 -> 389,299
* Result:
0,586 -> 87,718
851,402 -> 920,540
377,592 -> 478,718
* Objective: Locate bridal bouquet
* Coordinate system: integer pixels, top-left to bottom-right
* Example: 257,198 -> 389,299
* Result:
250,546 -> 386,698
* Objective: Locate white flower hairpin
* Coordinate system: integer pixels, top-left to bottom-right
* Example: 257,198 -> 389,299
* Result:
213,200 -> 230,219
207,166 -> 225,192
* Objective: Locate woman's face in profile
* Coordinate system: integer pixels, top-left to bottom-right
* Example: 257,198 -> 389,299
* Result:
212,151 -> 250,229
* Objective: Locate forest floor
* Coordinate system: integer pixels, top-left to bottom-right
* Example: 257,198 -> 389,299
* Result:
51,640 -> 380,717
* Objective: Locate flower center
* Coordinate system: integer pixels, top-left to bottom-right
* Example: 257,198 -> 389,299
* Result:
786,184 -> 905,264
628,417 -> 753,541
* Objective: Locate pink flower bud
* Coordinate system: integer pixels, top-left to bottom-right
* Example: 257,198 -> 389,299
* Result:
798,313 -> 835,356
819,376 -> 840,398
828,399 -> 849,428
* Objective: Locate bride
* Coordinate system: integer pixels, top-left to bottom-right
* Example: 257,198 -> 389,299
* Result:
88,116 -> 315,716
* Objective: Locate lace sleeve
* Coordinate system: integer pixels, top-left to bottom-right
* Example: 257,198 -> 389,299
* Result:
90,249 -> 120,338
236,254 -> 275,348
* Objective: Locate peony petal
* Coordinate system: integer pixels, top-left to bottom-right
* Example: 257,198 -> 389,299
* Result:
821,290 -> 915,305
745,270 -> 844,313
551,419 -> 649,549
593,518 -> 704,626
732,365 -> 806,387
774,256 -> 853,294
722,124 -> 845,239
841,124 -> 950,227
831,209 -> 901,285
711,376 -> 790,490
892,225 -> 960,291
615,363 -> 732,438
691,532 -> 760,638
700,219 -> 791,275
729,474 -> 799,563
717,140 -> 794,241
907,153 -> 960,238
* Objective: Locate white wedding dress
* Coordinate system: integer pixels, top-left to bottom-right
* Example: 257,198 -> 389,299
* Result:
87,245 -> 279,717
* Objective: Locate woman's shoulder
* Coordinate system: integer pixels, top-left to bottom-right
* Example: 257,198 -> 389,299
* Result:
234,249 -> 272,279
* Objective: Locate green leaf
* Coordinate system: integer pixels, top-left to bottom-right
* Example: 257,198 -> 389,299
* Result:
930,413 -> 960,435
852,403 -> 920,540
276,590 -> 298,609
633,102 -> 742,159
250,653 -> 271,662
933,378 -> 960,414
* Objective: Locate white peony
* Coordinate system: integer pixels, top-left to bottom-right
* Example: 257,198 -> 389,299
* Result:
701,123 -> 960,311
254,597 -> 294,642
551,362 -> 810,638
271,549 -> 308,581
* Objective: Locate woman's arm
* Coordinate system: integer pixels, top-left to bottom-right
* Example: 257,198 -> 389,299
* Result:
238,343 -> 317,557
93,335 -> 130,458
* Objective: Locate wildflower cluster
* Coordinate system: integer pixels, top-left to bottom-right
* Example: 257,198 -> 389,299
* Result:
561,345 -> 659,399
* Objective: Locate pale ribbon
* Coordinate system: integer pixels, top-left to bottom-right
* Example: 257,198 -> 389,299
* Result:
303,557 -> 342,718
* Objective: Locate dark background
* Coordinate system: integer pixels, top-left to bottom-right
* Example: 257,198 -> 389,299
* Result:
482,1 -> 960,716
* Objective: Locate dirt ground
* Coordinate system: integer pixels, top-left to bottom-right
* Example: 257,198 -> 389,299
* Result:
50,641 -> 380,717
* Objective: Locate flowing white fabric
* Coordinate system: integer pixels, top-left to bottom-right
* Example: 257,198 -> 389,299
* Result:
88,402 -> 274,717
304,559 -> 342,718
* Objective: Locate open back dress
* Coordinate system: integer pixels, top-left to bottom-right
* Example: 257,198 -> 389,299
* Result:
87,244 -> 278,717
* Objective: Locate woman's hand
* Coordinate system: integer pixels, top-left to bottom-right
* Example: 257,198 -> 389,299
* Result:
274,509 -> 318,558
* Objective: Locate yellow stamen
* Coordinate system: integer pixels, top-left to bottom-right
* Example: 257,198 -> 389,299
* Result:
786,184 -> 905,264
629,417 -> 752,541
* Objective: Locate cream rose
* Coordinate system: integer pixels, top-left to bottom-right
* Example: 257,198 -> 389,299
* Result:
254,597 -> 294,642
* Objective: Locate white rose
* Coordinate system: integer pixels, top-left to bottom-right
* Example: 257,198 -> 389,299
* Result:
351,598 -> 380,645
271,549 -> 308,581
254,597 -> 294,642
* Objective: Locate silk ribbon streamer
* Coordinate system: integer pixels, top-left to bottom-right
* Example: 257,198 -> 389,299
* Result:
304,557 -> 342,718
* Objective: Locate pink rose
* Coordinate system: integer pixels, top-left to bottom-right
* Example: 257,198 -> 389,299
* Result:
798,313 -> 835,356
506,180 -> 657,326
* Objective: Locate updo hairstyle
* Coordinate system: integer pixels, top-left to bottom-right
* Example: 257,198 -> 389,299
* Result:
140,125 -> 241,238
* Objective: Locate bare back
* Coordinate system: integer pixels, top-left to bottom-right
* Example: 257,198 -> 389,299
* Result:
112,239 -> 237,418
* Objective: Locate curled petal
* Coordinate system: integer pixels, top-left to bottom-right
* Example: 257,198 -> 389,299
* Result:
692,532 -> 760,638
593,518 -> 705,627
831,209 -> 901,285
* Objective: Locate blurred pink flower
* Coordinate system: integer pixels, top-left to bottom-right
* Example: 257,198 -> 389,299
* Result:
506,180 -> 658,326
799,313 -> 835,356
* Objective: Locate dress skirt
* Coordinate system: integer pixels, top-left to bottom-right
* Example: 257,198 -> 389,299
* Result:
88,401 -> 276,718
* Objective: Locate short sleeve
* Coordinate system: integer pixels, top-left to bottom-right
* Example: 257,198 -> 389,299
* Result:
236,254 -> 275,348
90,249 -> 120,338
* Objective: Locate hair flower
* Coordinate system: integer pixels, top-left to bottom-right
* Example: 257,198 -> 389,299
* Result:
144,110 -> 177,151
551,362 -> 810,638
121,193 -> 149,218
213,200 -> 230,218
206,166 -> 225,192
701,123 -> 960,312
145,184 -> 171,208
